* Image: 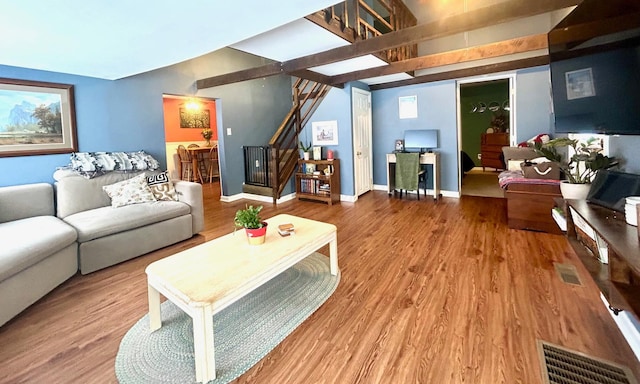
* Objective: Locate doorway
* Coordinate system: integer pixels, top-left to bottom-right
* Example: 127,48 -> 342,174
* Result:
162,94 -> 222,199
457,75 -> 515,198
352,87 -> 373,198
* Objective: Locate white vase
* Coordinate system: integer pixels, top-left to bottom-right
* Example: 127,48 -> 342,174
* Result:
560,181 -> 591,200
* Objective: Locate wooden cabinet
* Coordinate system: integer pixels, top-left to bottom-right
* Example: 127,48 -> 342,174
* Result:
564,199 -> 640,316
481,133 -> 509,171
295,159 -> 340,205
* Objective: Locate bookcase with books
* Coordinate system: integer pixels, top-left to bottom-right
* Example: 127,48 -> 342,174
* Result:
295,159 -> 340,205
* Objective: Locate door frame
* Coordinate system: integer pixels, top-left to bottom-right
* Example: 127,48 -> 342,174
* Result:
456,73 -> 516,195
351,87 -> 373,200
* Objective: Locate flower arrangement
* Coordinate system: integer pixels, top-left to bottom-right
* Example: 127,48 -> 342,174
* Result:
201,129 -> 212,141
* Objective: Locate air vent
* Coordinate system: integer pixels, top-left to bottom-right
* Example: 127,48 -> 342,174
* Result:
538,340 -> 638,384
554,263 -> 583,286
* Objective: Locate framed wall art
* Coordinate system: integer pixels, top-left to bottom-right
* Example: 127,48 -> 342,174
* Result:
312,120 -> 338,145
0,78 -> 77,157
565,68 -> 596,100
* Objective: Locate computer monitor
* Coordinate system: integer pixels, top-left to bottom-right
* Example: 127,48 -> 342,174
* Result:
403,130 -> 438,153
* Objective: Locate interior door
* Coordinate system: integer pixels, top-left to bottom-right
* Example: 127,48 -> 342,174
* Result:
352,88 -> 373,197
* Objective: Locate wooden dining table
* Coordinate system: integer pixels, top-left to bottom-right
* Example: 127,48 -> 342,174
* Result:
177,146 -> 213,183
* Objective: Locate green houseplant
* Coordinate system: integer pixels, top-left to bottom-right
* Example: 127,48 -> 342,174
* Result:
534,137 -> 619,199
234,205 -> 267,245
299,140 -> 312,160
534,137 -> 618,184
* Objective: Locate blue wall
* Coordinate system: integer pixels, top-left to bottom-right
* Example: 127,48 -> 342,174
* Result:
0,48 -> 291,195
300,82 -> 370,196
372,81 -> 458,191
516,66 -> 554,143
3,56 -> 638,194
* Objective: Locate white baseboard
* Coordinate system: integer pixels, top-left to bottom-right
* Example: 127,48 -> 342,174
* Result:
373,184 -> 459,198
600,293 -> 640,361
219,192 -> 295,204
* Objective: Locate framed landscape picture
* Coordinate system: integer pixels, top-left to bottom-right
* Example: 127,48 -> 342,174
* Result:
0,78 -> 77,157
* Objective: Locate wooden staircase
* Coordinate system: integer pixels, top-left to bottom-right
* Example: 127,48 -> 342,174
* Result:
268,78 -> 330,203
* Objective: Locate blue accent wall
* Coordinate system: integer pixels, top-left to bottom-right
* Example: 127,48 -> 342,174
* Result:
300,82 -> 370,196
0,48 -> 292,195
516,66 -> 554,143
372,81 -> 458,191
3,57 -> 639,194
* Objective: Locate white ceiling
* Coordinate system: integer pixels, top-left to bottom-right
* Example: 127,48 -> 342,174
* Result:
231,18 -> 413,85
0,0 -> 341,80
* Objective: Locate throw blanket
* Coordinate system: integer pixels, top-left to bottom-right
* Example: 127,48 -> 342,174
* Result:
69,151 -> 160,178
395,152 -> 420,191
498,170 -> 561,189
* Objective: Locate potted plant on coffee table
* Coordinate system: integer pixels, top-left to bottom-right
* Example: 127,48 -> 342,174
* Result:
234,205 -> 268,245
534,137 -> 619,199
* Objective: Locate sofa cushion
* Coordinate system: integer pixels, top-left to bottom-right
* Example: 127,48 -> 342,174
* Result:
0,216 -> 78,282
102,173 -> 157,208
147,171 -> 177,201
63,201 -> 191,243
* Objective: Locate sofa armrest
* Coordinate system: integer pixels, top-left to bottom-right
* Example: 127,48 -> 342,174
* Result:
173,181 -> 204,234
0,183 -> 54,223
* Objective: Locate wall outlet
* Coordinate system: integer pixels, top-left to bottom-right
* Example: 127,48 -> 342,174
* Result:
477,153 -> 482,160
226,128 -> 232,136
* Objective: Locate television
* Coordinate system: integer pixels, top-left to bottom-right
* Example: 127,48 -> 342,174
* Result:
548,0 -> 640,135
403,129 -> 438,153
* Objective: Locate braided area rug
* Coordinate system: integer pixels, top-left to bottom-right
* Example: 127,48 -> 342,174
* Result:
115,252 -> 339,383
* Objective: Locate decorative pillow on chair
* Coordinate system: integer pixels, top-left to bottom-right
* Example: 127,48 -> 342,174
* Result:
102,173 -> 157,207
147,171 -> 178,201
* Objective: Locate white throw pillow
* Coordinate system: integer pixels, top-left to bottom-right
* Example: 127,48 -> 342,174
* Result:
102,173 -> 157,208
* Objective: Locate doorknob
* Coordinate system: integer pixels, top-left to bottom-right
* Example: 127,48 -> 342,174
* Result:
357,151 -> 362,156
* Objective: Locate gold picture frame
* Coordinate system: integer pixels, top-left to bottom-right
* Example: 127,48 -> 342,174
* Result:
0,78 -> 77,157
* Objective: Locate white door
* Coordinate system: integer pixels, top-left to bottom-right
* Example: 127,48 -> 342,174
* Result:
352,88 -> 373,197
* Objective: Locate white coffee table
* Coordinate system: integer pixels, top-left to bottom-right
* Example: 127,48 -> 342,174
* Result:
145,214 -> 338,383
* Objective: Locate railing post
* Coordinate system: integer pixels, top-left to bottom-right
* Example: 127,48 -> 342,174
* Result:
347,0 -> 359,38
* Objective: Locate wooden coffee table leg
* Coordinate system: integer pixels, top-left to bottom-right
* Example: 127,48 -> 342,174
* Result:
193,306 -> 216,383
148,284 -> 162,331
329,236 -> 338,276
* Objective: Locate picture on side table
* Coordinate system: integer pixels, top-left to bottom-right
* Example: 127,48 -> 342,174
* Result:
0,78 -> 77,157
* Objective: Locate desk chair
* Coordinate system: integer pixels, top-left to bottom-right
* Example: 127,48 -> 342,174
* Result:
395,152 -> 427,200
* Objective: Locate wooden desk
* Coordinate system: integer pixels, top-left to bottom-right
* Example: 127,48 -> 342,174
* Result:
146,214 -> 338,383
386,152 -> 441,200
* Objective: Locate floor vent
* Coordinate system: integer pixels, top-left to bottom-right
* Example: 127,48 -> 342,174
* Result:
538,340 -> 638,384
554,263 -> 583,286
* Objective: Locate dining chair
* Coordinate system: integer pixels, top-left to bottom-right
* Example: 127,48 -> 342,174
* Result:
206,145 -> 220,183
177,145 -> 203,183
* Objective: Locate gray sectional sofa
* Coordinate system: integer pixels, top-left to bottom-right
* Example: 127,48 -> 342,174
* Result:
0,183 -> 78,326
54,170 -> 204,274
0,170 -> 204,326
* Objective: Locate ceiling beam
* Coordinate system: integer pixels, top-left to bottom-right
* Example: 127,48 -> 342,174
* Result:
197,0 -> 578,89
369,56 -> 550,90
289,69 -> 344,89
329,34 -> 548,85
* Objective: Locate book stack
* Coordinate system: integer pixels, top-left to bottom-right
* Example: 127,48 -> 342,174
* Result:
278,223 -> 295,237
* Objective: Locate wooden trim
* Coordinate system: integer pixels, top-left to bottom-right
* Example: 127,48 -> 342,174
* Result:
330,34 -> 548,85
369,56 -> 550,90
196,62 -> 282,89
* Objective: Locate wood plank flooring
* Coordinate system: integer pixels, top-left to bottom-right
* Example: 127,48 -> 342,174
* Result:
1,182 -> 638,383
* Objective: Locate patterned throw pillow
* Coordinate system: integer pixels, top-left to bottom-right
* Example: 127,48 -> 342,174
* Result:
147,171 -> 178,201
102,173 -> 157,208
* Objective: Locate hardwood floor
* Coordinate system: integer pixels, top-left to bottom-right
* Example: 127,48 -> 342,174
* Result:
1,182 -> 638,383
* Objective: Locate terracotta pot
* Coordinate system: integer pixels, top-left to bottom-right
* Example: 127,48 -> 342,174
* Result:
560,181 -> 591,200
245,222 -> 268,245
